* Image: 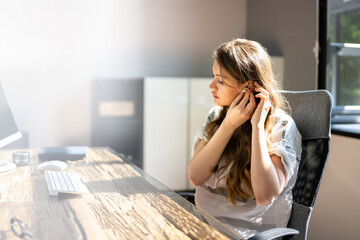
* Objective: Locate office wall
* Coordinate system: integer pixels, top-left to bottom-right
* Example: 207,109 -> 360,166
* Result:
0,0 -> 246,147
246,0 -> 317,91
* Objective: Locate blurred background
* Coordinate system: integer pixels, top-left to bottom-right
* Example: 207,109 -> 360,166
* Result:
2,1 -> 358,239
0,0 -> 316,149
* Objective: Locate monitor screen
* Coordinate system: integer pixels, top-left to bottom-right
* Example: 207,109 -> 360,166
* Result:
0,82 -> 21,148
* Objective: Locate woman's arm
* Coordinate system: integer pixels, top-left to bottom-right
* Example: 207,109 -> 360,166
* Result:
250,81 -> 286,206
251,126 -> 286,206
188,123 -> 236,186
188,90 -> 255,186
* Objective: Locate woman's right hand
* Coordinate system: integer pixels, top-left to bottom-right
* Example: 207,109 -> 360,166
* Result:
223,89 -> 257,130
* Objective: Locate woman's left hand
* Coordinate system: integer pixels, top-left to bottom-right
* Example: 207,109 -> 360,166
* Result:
251,81 -> 272,127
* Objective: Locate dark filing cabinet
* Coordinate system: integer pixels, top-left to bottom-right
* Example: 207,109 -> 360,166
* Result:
91,78 -> 143,168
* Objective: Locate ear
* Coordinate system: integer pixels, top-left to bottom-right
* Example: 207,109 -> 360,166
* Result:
243,80 -> 255,92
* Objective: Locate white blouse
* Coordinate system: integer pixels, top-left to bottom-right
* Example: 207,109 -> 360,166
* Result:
193,106 -> 302,239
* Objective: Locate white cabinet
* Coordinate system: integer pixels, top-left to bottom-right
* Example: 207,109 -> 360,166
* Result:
143,77 -> 213,190
143,77 -> 189,190
188,78 -> 214,189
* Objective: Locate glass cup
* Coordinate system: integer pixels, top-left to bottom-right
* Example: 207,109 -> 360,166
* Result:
13,152 -> 30,166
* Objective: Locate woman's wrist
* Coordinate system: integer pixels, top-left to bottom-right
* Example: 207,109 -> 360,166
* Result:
220,119 -> 239,134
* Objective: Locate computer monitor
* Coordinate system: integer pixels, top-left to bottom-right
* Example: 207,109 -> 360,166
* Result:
0,82 -> 22,148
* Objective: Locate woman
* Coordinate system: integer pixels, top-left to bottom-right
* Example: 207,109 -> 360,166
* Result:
188,38 -> 302,238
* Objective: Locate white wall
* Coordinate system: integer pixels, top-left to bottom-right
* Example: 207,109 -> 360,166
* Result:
309,135 -> 360,240
0,0 -> 247,147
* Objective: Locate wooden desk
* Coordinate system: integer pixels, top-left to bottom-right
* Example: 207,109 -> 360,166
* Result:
0,147 -> 243,239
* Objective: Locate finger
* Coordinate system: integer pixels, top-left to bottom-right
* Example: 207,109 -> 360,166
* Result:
255,91 -> 265,97
255,92 -> 272,111
254,86 -> 268,94
248,91 -> 256,105
254,88 -> 269,102
254,82 -> 268,94
253,81 -> 265,94
230,91 -> 245,108
245,92 -> 257,110
238,90 -> 251,108
253,80 -> 263,88
255,92 -> 266,105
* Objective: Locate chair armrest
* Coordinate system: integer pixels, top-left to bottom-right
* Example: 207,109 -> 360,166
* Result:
248,228 -> 299,240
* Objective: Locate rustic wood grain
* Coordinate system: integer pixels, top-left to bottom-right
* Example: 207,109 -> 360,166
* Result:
0,148 -> 232,240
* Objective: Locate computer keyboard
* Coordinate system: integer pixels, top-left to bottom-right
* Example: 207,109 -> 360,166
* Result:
44,170 -> 90,196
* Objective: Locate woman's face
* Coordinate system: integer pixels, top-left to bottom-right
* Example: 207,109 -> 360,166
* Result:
210,59 -> 250,106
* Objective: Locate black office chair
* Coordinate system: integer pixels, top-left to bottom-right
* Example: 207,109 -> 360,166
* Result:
248,90 -> 333,240
180,90 -> 333,240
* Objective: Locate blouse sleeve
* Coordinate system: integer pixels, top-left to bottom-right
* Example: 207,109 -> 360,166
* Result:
268,111 -> 302,183
192,106 -> 222,155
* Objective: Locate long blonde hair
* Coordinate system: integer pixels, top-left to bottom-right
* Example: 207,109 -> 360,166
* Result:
206,38 -> 289,205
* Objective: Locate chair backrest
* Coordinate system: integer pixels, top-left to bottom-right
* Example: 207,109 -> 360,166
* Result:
281,90 -> 333,240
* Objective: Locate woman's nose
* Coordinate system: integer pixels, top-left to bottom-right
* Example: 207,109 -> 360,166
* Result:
209,79 -> 217,90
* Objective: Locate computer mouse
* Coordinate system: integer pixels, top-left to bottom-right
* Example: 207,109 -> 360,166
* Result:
37,160 -> 67,171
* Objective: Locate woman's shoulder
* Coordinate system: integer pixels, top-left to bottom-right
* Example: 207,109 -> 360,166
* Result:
271,108 -> 290,120
270,109 -> 301,138
271,109 -> 294,125
206,106 -> 223,122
